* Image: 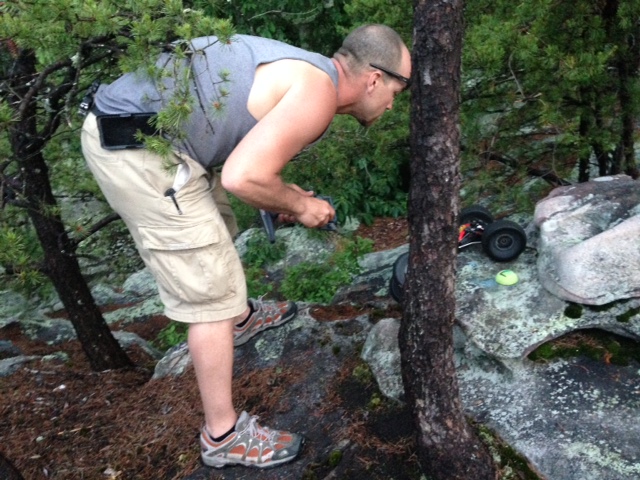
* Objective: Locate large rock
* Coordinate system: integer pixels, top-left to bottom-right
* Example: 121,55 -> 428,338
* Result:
4,210 -> 640,480
535,175 -> 640,305
455,249 -> 640,360
362,246 -> 640,480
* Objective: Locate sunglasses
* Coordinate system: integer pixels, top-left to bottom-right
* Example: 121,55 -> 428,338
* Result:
370,63 -> 411,89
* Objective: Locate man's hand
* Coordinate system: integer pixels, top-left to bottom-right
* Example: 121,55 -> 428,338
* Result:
274,184 -> 335,228
275,184 -> 312,224
261,189 -> 337,243
291,187 -> 335,228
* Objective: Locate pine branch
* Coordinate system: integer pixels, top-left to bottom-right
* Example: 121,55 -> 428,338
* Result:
69,212 -> 122,250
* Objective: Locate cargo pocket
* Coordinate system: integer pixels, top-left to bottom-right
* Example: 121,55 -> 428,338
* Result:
138,220 -> 238,305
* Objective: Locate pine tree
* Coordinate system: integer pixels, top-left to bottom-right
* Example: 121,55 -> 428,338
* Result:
0,1 -> 233,371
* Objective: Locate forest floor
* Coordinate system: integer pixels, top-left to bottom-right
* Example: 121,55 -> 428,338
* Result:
1,216 -> 544,479
1,218 -> 428,480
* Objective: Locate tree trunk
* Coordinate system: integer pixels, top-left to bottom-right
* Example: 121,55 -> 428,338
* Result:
578,111 -> 591,182
617,59 -> 637,178
602,0 -> 639,179
399,1 -> 497,479
0,451 -> 24,480
617,64 -> 640,179
8,50 -> 132,371
593,106 -> 609,177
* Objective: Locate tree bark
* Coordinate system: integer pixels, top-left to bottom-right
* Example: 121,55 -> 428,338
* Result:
593,105 -> 609,178
7,50 -> 132,371
602,0 -> 639,179
578,101 -> 591,182
0,451 -> 24,480
400,1 -> 497,479
617,60 -> 640,179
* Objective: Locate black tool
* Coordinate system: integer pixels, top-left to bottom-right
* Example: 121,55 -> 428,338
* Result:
260,195 -> 337,243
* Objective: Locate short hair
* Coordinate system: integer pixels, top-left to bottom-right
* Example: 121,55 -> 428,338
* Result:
334,24 -> 406,74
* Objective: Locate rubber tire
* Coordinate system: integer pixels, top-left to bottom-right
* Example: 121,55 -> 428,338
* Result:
481,220 -> 527,262
460,205 -> 494,226
389,251 -> 409,303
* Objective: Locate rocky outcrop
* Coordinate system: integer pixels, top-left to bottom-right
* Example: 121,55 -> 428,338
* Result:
2,178 -> 640,479
361,247 -> 640,480
535,175 -> 640,305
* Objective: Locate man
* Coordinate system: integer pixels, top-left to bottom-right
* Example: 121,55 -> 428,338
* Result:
81,24 -> 411,469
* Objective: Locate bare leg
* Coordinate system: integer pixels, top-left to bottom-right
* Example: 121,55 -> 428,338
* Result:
188,306 -> 250,437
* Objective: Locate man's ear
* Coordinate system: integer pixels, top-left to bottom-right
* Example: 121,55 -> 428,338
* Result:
367,70 -> 382,93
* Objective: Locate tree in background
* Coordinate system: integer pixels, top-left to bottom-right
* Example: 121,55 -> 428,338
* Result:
194,0 -> 349,56
400,0 -> 497,478
0,1 -> 233,371
463,0 -> 640,184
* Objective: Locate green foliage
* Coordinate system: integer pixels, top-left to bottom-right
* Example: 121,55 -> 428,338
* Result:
616,307 -> 640,324
461,0 -> 640,184
343,0 -> 412,44
528,329 -> 640,366
240,230 -> 286,298
352,362 -> 375,384
45,131 -> 102,197
564,303 -> 583,319
0,100 -> 15,125
194,0 -> 351,55
0,1 -> 236,163
0,0 -> 236,298
327,449 -> 343,468
283,96 -> 410,225
280,236 -> 372,303
0,225 -> 46,295
243,232 -> 287,268
229,194 -> 261,232
1,1 -> 232,73
244,265 -> 274,299
476,424 -> 543,480
154,321 -> 189,351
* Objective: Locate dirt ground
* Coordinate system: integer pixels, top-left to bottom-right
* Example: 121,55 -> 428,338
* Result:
0,219 -> 414,480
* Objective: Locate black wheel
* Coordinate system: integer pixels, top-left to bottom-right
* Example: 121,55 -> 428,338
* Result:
481,220 -> 527,262
460,205 -> 494,226
389,251 -> 409,303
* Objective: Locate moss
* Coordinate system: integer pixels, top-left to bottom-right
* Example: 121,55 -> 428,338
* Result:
528,329 -> 640,366
587,301 -> 617,313
616,307 -> 640,323
528,343 -> 558,361
300,468 -> 318,480
476,424 -> 543,480
367,393 -> 383,410
564,302 -> 583,319
327,449 -> 343,468
352,363 -> 375,384
498,442 -> 543,480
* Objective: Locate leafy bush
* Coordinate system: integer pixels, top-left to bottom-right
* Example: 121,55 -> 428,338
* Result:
245,264 -> 275,300
242,231 -> 287,268
204,0 -> 351,55
280,236 -> 373,303
154,321 -> 188,351
282,98 -> 410,225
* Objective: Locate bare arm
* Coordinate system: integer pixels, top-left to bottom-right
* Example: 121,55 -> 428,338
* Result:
221,66 -> 337,228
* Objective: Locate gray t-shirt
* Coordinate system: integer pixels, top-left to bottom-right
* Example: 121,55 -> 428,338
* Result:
94,35 -> 339,168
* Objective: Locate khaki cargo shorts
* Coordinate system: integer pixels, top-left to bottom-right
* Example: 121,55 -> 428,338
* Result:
81,113 -> 248,323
